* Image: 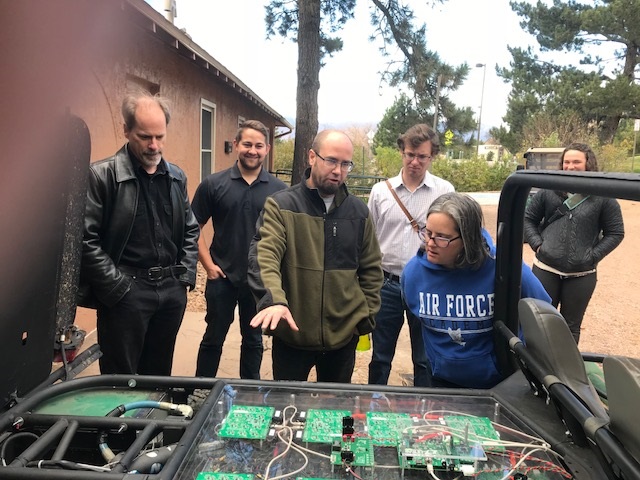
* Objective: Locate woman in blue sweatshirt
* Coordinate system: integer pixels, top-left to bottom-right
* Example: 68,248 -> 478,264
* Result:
401,193 -> 550,389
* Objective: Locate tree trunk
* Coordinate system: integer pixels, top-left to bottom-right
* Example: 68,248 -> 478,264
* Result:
599,115 -> 621,145
291,0 -> 321,185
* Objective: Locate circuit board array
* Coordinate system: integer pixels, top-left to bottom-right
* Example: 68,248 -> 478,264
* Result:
198,405 -> 560,479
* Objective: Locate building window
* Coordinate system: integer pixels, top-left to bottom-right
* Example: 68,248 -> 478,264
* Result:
201,100 -> 216,179
238,115 -> 246,127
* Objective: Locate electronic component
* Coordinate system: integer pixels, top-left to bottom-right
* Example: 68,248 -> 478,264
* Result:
342,415 -> 355,439
272,409 -> 283,424
330,436 -> 374,467
217,405 -> 275,440
366,411 -> 413,446
397,415 -> 497,475
302,409 -> 351,443
443,415 -> 502,452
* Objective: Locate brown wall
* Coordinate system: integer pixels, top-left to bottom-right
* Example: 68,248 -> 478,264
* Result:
13,0 -> 281,198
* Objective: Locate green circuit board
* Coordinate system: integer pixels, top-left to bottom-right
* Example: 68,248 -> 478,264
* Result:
330,436 -> 374,467
396,415 -> 499,472
301,409 -> 351,443
398,435 -> 483,468
217,405 -> 275,440
366,411 -> 414,446
443,415 -> 501,453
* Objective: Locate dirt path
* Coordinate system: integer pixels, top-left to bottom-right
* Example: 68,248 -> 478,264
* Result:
186,199 -> 640,385
483,199 -> 640,359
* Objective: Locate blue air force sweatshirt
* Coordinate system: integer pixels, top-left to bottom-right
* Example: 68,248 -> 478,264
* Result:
401,248 -> 550,389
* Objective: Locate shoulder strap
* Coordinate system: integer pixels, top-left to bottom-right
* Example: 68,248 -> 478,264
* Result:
541,194 -> 590,230
385,180 -> 419,232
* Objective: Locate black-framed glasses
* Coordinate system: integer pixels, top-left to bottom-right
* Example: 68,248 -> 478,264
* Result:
403,151 -> 433,163
418,227 -> 460,247
312,150 -> 354,172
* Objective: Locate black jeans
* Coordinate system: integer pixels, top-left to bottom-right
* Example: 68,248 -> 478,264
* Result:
97,275 -> 187,375
532,265 -> 597,344
272,335 -> 359,383
196,277 -> 263,379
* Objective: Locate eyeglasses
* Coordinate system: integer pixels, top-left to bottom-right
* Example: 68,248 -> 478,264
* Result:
418,227 -> 460,247
403,151 -> 433,163
312,150 -> 355,172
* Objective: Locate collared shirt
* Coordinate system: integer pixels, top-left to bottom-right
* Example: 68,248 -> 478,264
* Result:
119,152 -> 178,269
368,169 -> 454,276
191,162 -> 287,286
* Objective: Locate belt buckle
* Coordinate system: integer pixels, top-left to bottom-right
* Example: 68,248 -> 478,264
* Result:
148,266 -> 163,281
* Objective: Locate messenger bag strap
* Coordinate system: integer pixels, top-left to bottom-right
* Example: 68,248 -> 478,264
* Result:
542,193 -> 590,230
385,180 -> 419,232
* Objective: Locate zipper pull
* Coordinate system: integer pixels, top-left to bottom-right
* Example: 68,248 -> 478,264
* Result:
333,224 -> 337,236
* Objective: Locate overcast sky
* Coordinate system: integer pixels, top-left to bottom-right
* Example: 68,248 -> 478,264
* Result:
146,0 -> 536,134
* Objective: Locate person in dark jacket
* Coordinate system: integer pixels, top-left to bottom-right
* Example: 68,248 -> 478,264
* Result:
79,90 -> 199,375
524,143 -> 624,343
248,130 -> 383,383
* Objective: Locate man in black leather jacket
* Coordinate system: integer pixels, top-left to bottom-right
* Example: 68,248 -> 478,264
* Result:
79,91 -> 199,375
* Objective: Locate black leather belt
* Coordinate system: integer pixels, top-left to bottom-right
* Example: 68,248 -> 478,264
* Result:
119,265 -> 187,281
383,270 -> 400,283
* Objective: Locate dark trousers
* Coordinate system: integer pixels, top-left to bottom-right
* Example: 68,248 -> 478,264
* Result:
368,278 -> 430,386
196,277 -> 263,379
532,265 -> 597,344
97,276 -> 187,375
272,335 -> 359,383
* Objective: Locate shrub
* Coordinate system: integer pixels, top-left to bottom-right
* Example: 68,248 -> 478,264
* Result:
431,158 -> 516,192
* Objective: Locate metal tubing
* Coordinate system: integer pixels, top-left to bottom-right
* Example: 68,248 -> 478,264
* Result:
8,418 -> 69,467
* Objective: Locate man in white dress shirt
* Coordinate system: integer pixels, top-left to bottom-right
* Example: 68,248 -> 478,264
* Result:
367,124 -> 454,386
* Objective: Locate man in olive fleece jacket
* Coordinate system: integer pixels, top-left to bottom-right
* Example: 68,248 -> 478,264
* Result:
248,130 -> 383,383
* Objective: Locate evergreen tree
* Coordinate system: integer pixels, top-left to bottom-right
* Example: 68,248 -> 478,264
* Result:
265,1 -> 476,183
497,0 -> 640,150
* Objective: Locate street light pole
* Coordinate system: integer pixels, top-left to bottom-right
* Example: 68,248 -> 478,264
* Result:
476,63 -> 486,158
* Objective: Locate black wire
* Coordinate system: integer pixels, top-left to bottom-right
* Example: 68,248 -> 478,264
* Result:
0,432 -> 40,464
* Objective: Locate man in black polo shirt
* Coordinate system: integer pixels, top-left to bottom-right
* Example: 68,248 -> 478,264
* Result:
79,90 -> 199,375
192,120 -> 287,379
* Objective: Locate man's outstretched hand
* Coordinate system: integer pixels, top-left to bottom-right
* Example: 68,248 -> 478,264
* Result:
250,305 -> 299,332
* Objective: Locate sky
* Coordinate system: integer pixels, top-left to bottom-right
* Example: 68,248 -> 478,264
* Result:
146,0 -> 536,136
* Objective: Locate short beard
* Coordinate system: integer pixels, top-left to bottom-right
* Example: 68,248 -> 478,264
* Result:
238,155 -> 263,171
314,176 -> 340,197
317,183 -> 339,197
139,153 -> 161,169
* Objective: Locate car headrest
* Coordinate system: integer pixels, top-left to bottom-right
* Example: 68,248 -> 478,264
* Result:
603,356 -> 640,463
518,298 -> 608,419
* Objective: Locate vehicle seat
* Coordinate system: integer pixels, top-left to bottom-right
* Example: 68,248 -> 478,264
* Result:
518,298 -> 608,443
603,356 -> 640,463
